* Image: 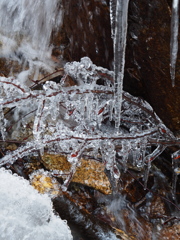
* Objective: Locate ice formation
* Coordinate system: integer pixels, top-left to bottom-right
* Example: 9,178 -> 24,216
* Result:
0,57 -> 177,192
0,168 -> 72,240
170,0 -> 179,87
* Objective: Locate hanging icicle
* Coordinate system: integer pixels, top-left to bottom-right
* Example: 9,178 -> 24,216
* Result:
110,0 -> 130,129
170,0 -> 179,87
109,0 -> 117,39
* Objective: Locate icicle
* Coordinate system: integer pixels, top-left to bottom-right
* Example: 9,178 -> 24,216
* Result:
172,150 -> 180,199
170,0 -> 179,87
62,141 -> 86,191
109,0 -> 117,39
108,99 -> 114,121
0,105 -> 6,141
143,145 -> 166,188
143,160 -> 151,190
137,137 -> 148,168
33,98 -> 45,141
110,0 -> 130,129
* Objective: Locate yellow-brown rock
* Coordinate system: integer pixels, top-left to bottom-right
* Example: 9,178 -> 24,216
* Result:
30,170 -> 60,197
41,153 -> 112,194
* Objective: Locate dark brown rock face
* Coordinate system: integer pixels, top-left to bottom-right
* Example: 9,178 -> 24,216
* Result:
52,0 -> 113,69
125,0 -> 180,133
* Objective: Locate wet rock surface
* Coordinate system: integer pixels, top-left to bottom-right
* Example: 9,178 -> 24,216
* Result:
125,0 -> 180,133
53,0 -> 113,69
158,223 -> 180,239
41,153 -> 112,194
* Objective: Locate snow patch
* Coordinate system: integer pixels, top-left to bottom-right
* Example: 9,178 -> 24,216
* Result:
0,168 -> 72,240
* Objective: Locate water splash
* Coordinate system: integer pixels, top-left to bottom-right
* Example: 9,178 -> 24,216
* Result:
170,0 -> 179,87
0,0 -> 63,80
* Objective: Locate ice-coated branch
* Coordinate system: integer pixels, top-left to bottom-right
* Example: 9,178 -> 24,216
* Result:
0,58 -> 179,194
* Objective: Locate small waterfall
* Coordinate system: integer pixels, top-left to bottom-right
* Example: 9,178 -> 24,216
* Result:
0,0 -> 63,80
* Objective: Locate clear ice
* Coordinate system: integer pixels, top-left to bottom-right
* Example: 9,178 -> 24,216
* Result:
170,0 -> 179,87
110,0 -> 130,128
0,0 -> 180,238
0,57 -> 175,191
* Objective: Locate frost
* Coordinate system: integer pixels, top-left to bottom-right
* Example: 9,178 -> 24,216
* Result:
0,168 -> 72,240
170,0 -> 179,87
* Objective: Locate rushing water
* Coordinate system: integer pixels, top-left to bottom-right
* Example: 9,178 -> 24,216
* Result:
0,0 -> 63,83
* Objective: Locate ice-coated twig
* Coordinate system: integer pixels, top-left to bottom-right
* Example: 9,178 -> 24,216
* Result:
143,145 -> 167,188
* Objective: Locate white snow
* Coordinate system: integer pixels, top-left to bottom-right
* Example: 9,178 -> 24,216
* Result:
0,168 -> 72,240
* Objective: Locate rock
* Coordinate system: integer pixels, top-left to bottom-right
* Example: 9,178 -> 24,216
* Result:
41,153 -> 112,194
52,0 -> 113,69
125,0 -> 180,133
30,169 -> 60,198
149,195 -> 167,218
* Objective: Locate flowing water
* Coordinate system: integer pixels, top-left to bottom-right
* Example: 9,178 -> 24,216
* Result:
0,0 -> 63,84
